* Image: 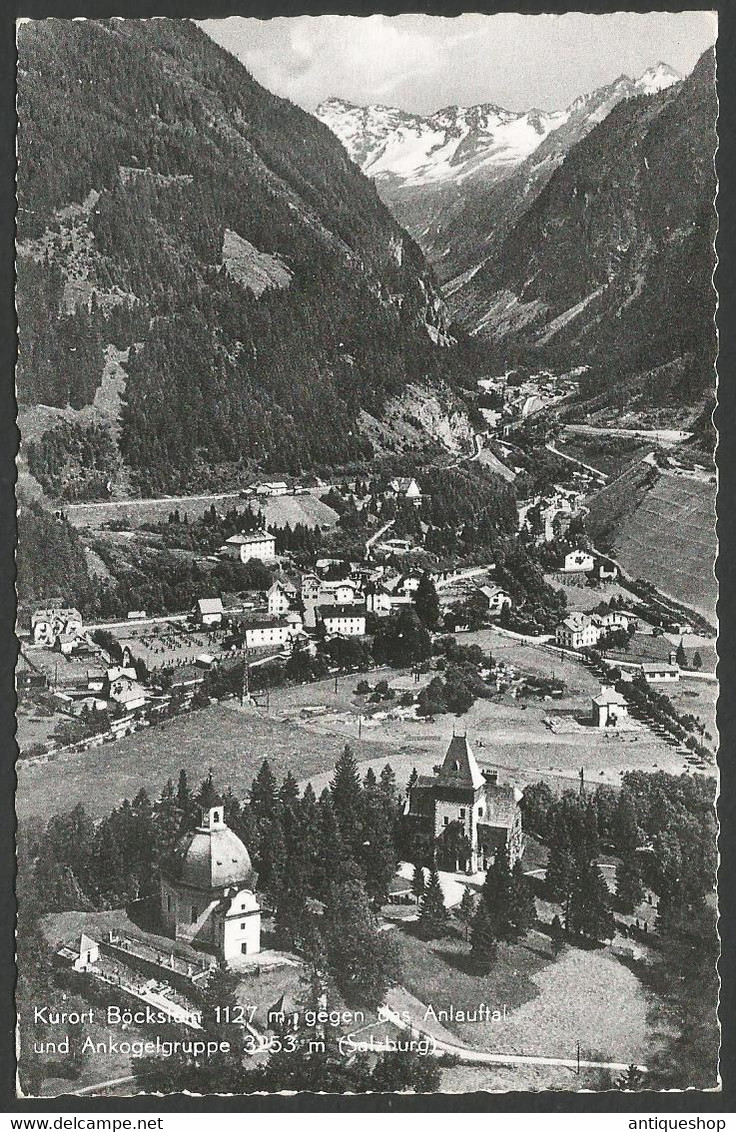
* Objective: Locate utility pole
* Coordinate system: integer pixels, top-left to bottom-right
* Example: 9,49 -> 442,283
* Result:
576,1041 -> 580,1075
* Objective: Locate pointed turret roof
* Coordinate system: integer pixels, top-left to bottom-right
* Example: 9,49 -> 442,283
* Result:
436,735 -> 485,791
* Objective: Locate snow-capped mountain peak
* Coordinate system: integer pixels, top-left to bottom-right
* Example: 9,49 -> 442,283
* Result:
635,62 -> 682,95
315,63 -> 682,195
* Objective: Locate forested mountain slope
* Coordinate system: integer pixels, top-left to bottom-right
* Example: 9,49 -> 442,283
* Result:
17,20 -> 478,493
454,49 -> 717,421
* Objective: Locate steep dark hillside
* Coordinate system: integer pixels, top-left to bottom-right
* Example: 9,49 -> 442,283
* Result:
17,20 -> 477,493
456,49 -> 716,420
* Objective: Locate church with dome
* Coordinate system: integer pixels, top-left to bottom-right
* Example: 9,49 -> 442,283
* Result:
160,797 -> 261,963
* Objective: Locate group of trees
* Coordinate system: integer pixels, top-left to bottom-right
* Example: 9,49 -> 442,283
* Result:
26,748 -> 409,1007
522,768 -> 716,935
26,421 -> 120,502
623,673 -> 714,758
470,851 -> 536,971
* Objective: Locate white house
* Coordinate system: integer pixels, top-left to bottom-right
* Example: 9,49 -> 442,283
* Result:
563,549 -> 595,574
478,585 -> 512,615
241,617 -> 298,650
300,572 -> 322,603
591,685 -> 629,728
267,582 -> 295,617
56,932 -> 100,972
317,603 -> 367,637
54,632 -> 78,655
365,585 -> 393,616
107,674 -> 147,711
396,572 -> 422,596
555,613 -> 600,650
594,610 -> 634,631
196,597 -> 225,627
319,579 -> 360,605
31,607 -> 83,647
640,663 -> 680,684
222,530 -> 277,564
254,481 -> 288,497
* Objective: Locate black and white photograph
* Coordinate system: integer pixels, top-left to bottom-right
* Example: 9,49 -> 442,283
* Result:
14,10 -> 720,1100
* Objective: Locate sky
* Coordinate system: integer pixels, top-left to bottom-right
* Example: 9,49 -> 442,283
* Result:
200,12 -> 717,116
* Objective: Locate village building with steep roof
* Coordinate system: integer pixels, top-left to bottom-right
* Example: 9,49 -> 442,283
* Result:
406,735 -> 524,874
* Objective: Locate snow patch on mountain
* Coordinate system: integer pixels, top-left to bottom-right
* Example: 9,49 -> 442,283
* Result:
315,64 -> 682,194
634,62 -> 682,95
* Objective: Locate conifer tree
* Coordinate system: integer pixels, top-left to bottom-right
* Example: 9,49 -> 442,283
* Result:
312,794 -> 362,901
330,744 -> 364,855
616,852 -> 644,915
470,902 -> 498,972
508,860 -> 537,939
411,863 -> 426,903
480,848 -> 513,939
279,771 -> 300,808
251,759 -> 278,819
413,571 -> 441,629
418,867 -> 448,940
379,764 -> 397,807
568,860 -> 612,940
457,886 -> 476,941
176,769 -> 195,829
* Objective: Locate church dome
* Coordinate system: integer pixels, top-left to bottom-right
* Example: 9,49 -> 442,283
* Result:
162,805 -> 256,891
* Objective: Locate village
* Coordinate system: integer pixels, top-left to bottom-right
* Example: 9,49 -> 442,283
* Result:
17,456 -> 719,1096
18,455 -> 716,765
16,390 -> 718,1099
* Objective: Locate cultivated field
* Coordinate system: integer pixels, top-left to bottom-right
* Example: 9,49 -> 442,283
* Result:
588,470 -> 716,623
63,491 -> 338,531
18,630 -> 700,827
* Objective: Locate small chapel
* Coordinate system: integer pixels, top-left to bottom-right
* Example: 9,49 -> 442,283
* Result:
160,796 -> 261,963
406,734 -> 524,873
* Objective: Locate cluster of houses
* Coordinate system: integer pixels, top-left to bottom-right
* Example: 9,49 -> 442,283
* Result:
554,608 -> 634,651
31,607 -> 84,652
554,610 -> 685,684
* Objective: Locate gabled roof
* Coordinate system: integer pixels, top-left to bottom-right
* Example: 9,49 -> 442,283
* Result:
479,584 -> 508,600
560,612 -> 592,631
32,607 -> 82,622
436,735 -> 485,791
197,597 -> 224,615
592,688 -> 628,707
226,530 -> 275,545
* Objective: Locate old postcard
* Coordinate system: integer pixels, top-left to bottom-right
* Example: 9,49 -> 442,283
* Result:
15,12 -> 719,1098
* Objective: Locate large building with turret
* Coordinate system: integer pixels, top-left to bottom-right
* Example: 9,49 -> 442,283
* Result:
160,798 -> 261,962
406,735 -> 524,874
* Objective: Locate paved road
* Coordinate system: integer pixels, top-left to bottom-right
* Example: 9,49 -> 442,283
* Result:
546,442 -> 608,482
383,996 -> 646,1074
